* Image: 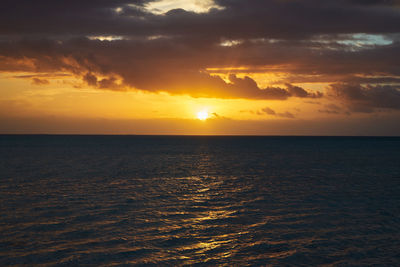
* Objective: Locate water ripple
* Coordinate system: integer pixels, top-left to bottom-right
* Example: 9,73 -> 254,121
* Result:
1,136 -> 400,265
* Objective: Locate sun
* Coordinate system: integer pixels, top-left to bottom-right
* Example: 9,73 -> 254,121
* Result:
197,110 -> 209,120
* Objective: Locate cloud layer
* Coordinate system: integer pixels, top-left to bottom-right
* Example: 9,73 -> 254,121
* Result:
0,0 -> 400,109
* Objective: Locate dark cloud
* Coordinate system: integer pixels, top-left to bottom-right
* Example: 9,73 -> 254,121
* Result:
278,111 -> 296,119
318,103 -> 350,115
0,37 -> 326,99
0,0 -> 399,107
260,107 -> 295,119
211,112 -> 220,118
1,0 -> 400,37
262,107 -> 276,115
318,109 -> 341,114
83,72 -> 122,90
286,84 -> 323,98
327,83 -> 400,112
210,112 -> 230,120
0,37 -> 323,99
83,72 -> 98,87
32,78 -> 49,85
98,76 -> 121,90
343,0 -> 400,6
12,73 -> 71,79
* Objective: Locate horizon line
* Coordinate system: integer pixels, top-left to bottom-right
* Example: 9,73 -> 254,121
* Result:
1,134 -> 400,137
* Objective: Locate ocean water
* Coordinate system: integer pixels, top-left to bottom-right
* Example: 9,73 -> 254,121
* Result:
0,135 -> 399,266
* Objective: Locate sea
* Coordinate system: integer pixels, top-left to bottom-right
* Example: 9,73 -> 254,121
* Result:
0,135 -> 399,266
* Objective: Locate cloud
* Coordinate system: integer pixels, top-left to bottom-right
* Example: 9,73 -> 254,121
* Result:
32,78 -> 49,85
12,73 -> 71,79
260,107 -> 295,119
2,0 -> 400,37
209,112 -> 231,120
83,72 -> 97,86
326,83 -> 400,112
278,111 -> 296,119
318,103 -> 351,115
0,37 -> 324,99
262,107 -> 276,115
83,72 -> 122,90
98,76 -> 121,90
286,84 -> 323,98
0,0 -> 399,109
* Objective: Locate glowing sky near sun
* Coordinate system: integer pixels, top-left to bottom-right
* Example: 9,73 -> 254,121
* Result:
145,0 -> 222,14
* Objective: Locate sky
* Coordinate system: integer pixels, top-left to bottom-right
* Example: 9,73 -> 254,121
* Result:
1,0 -> 400,135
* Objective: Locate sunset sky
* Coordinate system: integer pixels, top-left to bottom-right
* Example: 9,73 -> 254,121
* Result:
1,0 -> 400,135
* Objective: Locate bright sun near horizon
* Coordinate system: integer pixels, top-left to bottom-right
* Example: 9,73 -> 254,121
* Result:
197,110 -> 209,120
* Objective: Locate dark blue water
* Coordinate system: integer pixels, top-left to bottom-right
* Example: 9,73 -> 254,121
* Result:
0,135 -> 399,266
